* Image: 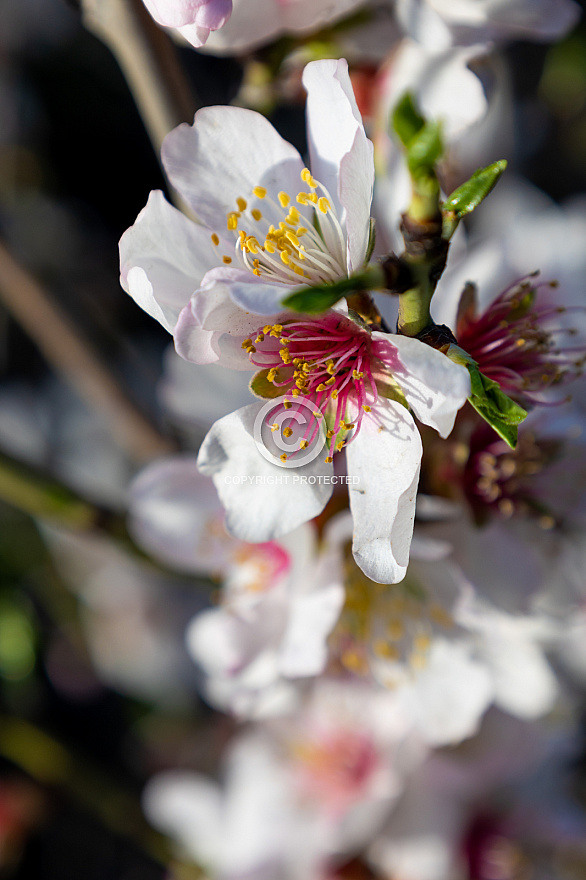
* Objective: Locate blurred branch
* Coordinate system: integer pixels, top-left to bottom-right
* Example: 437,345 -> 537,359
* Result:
80,0 -> 198,160
0,240 -> 175,463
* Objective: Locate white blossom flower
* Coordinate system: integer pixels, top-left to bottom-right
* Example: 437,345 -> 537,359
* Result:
128,458 -> 345,717
120,57 -> 470,585
144,679 -> 427,878
141,0 -> 232,48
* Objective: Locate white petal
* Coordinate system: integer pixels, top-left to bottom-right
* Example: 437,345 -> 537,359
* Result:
380,333 -> 470,438
348,399 -> 422,584
119,190 -> 224,332
142,771 -> 223,865
197,402 -> 333,541
303,59 -> 373,271
162,106 -> 304,230
399,639 -> 495,747
279,583 -> 345,677
128,456 -> 223,574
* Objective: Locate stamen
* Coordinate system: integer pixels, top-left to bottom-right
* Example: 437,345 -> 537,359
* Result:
211,233 -> 220,246
253,186 -> 267,199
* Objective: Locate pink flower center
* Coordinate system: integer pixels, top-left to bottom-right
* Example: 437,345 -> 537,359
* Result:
457,275 -> 586,405
243,314 -> 400,462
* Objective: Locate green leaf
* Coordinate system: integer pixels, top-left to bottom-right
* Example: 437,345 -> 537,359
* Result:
445,345 -> 527,447
442,160 -> 507,221
466,362 -> 527,448
407,121 -> 443,175
391,92 -> 425,147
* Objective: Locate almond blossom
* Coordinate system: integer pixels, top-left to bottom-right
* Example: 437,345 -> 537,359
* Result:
141,0 -> 232,48
119,57 -> 471,585
128,459 -> 345,717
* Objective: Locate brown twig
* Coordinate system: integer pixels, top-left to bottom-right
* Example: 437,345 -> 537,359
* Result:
0,240 -> 175,463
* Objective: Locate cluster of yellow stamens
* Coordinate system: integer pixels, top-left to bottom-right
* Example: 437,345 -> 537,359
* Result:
210,168 -> 347,286
331,552 -> 454,687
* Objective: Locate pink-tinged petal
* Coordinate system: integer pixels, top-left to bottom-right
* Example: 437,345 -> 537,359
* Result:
279,582 -> 345,677
303,59 -> 373,270
174,304 -> 223,365
142,0 -> 231,30
119,190 -> 225,332
377,333 -> 470,438
348,399 -> 422,584
197,403 -> 333,541
162,106 -> 304,231
128,456 -> 224,574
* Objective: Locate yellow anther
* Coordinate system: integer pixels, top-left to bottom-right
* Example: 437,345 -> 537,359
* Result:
263,325 -> 272,334
325,376 -> 336,386
264,239 -> 276,253
344,422 -> 355,430
271,423 -> 279,432
245,345 -> 256,354
318,197 -> 330,214
331,389 -> 338,400
245,237 -> 260,254
297,249 -> 306,261
374,640 -> 399,660
352,369 -> 364,379
296,227 -> 308,236
285,231 -> 300,248
325,456 -> 333,464
295,378 -> 307,389
227,212 -> 240,230
293,265 -> 305,276
362,405 -> 372,412
280,250 -> 291,265
282,427 -> 293,438
296,193 -> 309,206
326,360 -> 335,373
253,186 -> 267,199
326,430 -> 334,439
251,209 -> 262,221
253,259 -> 261,269
211,233 -> 220,246
267,368 -> 278,382
286,207 -> 300,225
313,411 -> 322,418
316,384 -> 327,392
299,439 -> 309,449
236,197 -> 247,212
414,634 -> 432,653
301,168 -> 317,188
292,389 -> 300,397
336,441 -> 345,452
283,400 -> 292,409
280,453 -> 288,462
222,255 -> 232,264
241,338 -> 252,349
278,191 -> 291,208
308,193 -> 318,204
255,333 -> 265,343
280,348 -> 291,363
253,269 -> 261,276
